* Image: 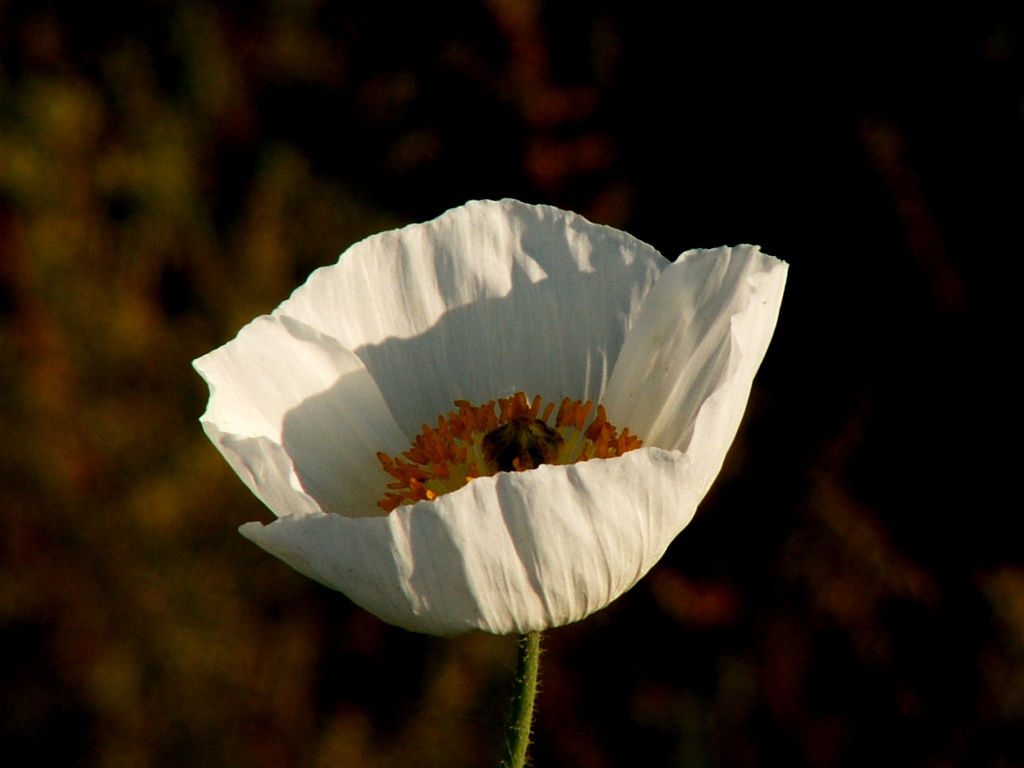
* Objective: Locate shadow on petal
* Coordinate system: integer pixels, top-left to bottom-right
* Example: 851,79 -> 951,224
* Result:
350,264 -> 655,439
282,364 -> 408,518
404,503 -> 488,633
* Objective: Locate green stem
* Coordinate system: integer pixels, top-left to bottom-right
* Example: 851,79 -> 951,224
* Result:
502,631 -> 542,768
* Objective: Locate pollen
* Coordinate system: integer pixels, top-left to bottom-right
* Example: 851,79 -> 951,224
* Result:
376,392 -> 643,512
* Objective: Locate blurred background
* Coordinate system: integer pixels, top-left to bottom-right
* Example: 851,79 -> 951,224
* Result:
1,2 -> 1020,766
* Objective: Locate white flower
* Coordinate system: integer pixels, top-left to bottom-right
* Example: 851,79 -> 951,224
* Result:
194,199 -> 787,636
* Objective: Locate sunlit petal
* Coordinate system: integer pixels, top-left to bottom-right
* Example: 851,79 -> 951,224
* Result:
194,314 -> 407,518
242,447 -> 698,635
273,199 -> 665,436
603,245 -> 787,491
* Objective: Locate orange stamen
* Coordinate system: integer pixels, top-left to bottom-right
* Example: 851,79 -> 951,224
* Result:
375,392 -> 643,512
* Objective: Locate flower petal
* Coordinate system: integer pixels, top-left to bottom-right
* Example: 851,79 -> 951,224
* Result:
240,446 -> 699,635
603,245 -> 788,493
272,199 -> 666,436
194,314 -> 408,518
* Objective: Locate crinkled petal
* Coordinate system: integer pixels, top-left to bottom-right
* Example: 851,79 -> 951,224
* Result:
194,314 -> 408,518
603,245 -> 787,494
240,447 -> 698,635
273,199 -> 666,436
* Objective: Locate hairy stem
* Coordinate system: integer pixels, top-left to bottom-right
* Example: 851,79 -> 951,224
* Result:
501,631 -> 542,768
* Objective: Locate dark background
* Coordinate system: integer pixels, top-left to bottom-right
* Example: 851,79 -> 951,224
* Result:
1,2 -> 1020,766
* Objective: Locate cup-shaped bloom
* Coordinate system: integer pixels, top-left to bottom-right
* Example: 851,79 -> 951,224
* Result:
194,199 -> 787,636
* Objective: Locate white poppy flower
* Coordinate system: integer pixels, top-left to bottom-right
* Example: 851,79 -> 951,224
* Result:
194,199 -> 787,636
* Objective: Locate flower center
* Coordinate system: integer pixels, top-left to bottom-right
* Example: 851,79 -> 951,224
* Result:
376,392 -> 643,512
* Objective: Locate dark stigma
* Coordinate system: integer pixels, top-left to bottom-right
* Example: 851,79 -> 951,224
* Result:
482,416 -> 565,472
